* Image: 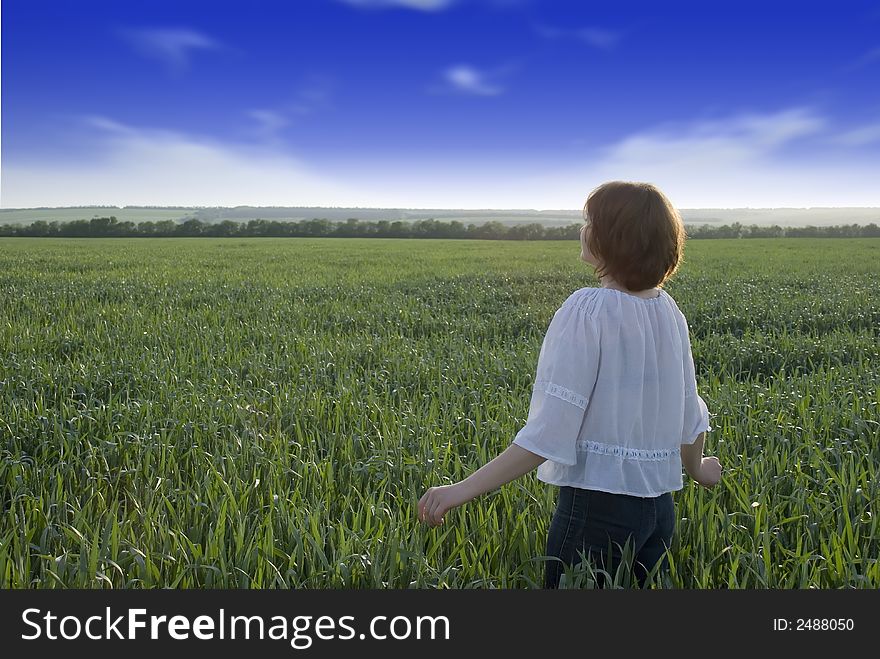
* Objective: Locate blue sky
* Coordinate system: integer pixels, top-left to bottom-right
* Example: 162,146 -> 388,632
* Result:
2,0 -> 879,208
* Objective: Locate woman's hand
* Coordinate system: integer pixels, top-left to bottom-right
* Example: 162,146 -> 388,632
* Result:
418,483 -> 470,527
418,446 -> 546,526
695,456 -> 722,488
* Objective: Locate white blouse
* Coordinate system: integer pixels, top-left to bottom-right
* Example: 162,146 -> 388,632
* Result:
512,287 -> 712,497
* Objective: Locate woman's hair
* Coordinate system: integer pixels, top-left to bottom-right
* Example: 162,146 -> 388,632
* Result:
583,181 -> 685,290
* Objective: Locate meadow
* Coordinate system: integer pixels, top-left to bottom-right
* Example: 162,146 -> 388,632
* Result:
0,237 -> 877,588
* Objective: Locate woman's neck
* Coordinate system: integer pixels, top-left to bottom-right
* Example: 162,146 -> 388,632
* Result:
599,275 -> 658,298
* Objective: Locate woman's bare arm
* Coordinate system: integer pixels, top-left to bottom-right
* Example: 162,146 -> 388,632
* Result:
418,445 -> 546,526
458,444 -> 547,501
681,432 -> 722,487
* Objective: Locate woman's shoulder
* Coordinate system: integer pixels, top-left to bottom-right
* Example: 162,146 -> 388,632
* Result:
659,289 -> 688,321
562,287 -> 692,329
560,287 -> 607,318
657,291 -> 695,341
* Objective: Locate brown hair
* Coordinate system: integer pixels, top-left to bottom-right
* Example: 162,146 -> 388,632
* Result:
583,181 -> 685,291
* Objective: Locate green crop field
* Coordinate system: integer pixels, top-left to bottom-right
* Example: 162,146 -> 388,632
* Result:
0,237 -> 878,588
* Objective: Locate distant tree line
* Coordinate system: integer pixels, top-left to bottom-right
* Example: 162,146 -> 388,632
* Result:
684,222 -> 880,238
1,216 -> 878,239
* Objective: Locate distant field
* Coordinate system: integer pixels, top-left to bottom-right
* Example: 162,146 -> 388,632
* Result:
0,208 -> 192,224
2,206 -> 879,227
0,237 -> 877,588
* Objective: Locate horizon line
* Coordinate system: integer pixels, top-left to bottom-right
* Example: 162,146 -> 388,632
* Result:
3,205 -> 879,212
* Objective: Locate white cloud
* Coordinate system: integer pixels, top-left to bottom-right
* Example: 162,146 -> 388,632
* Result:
82,116 -> 137,136
249,110 -> 288,132
1,118 -> 366,207
440,65 -> 504,95
337,0 -> 456,10
247,110 -> 289,144
239,77 -> 336,144
517,108 -> 879,208
534,24 -> 563,39
330,107 -> 879,208
286,76 -> 335,116
535,24 -> 622,49
832,123 -> 880,146
606,109 -> 825,165
3,108 -> 878,209
844,46 -> 880,71
118,27 -> 221,75
575,28 -> 620,49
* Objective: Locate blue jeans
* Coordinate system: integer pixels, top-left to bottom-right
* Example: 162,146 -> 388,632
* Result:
544,486 -> 675,589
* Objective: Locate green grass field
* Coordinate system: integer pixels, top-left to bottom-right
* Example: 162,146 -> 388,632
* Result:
0,237 -> 877,588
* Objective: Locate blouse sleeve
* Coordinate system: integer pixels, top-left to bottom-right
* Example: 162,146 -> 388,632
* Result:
680,317 -> 712,445
512,298 -> 599,466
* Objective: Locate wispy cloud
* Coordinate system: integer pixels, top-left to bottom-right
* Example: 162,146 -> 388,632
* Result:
247,110 -> 289,144
445,65 -> 503,95
4,108 -> 878,209
336,0 -> 456,11
82,116 -> 138,136
575,28 -> 620,49
605,109 -> 826,164
518,107 -> 880,208
844,45 -> 880,70
534,24 -> 563,39
426,64 -> 508,96
240,77 -> 336,145
337,0 -> 526,9
117,27 -> 222,75
1,117 -> 365,207
831,122 -> 880,146
286,76 -> 336,116
293,107 -> 879,208
535,23 -> 622,49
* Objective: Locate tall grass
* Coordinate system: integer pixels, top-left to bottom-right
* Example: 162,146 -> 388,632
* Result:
0,237 -> 877,588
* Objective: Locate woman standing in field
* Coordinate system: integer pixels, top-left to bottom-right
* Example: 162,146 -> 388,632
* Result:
417,181 -> 722,588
